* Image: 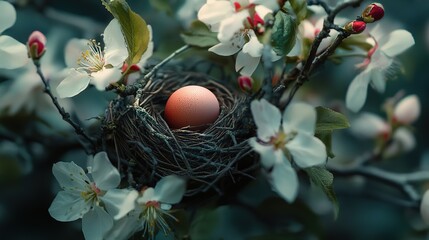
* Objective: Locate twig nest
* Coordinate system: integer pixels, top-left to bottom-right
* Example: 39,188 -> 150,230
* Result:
103,71 -> 257,196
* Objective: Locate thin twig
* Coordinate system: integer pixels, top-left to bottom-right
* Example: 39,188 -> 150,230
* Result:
133,45 -> 190,106
279,0 -> 364,109
34,62 -> 96,154
307,0 -> 332,15
327,0 -> 365,22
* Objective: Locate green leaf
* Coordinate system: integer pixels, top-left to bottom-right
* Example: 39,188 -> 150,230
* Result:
189,208 -> 219,239
102,0 -> 150,65
271,11 -> 297,56
304,166 -> 339,219
315,106 -> 350,134
315,130 -> 335,158
180,20 -> 219,48
289,0 -> 308,22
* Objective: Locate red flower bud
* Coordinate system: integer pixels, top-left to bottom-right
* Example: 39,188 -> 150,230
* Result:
238,76 -> 253,92
362,3 -> 384,23
27,31 -> 46,60
344,20 -> 366,34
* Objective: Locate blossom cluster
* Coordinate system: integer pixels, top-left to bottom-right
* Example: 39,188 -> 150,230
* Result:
49,152 -> 187,240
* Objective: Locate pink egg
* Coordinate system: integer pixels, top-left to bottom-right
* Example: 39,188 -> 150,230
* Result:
164,85 -> 220,130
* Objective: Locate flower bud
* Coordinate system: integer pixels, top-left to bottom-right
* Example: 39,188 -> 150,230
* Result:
344,20 -> 366,34
393,94 -> 421,125
350,113 -> 390,139
238,75 -> 253,92
361,3 -> 385,23
27,31 -> 46,61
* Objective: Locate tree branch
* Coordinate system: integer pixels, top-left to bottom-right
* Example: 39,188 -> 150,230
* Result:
34,62 -> 96,154
277,0 -> 365,110
328,164 -> 425,208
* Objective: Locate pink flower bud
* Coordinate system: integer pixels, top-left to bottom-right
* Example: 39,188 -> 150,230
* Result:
393,95 -> 421,125
27,31 -> 46,60
238,76 -> 253,92
362,3 -> 385,23
344,20 -> 366,34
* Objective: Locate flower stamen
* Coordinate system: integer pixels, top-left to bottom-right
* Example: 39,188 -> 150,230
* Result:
77,39 -> 105,73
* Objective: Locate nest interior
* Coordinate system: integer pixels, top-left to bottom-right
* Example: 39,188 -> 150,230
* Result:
103,72 -> 258,196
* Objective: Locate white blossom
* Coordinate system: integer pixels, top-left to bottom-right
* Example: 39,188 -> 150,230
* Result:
198,0 -> 280,76
0,1 -> 28,69
249,99 -> 326,202
0,28 -> 73,133
393,94 -> 421,125
106,175 -> 187,239
383,127 -> 416,158
350,112 -> 390,139
48,152 -> 136,240
346,27 -> 415,112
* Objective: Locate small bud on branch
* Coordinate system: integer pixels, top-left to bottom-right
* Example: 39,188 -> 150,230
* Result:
27,31 -> 46,61
344,20 -> 366,34
361,3 -> 385,23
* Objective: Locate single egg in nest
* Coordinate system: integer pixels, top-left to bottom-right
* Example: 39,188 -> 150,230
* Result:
164,85 -> 220,129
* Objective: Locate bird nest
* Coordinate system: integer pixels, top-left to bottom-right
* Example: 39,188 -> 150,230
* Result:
102,71 -> 258,196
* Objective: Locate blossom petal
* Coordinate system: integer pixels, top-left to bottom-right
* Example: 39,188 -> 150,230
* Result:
287,133 -> 327,168
52,161 -> 90,191
105,210 -> 141,240
380,30 -> 414,57
0,1 -> 16,34
0,35 -> 28,69
254,5 -> 273,19
249,137 -> 284,168
299,20 -> 316,40
209,35 -> 243,56
393,95 -> 421,125
282,102 -> 316,135
393,127 -> 416,152
252,0 -> 279,11
350,113 -> 390,139
153,175 -> 187,204
48,191 -> 90,222
345,70 -> 371,112
197,1 -> 234,28
236,50 -> 260,76
56,69 -> 91,98
138,187 -> 155,204
90,67 -> 122,91
103,19 -> 128,66
250,99 -> 281,142
370,69 -> 386,93
82,206 -> 114,240
218,11 -> 249,42
270,160 -> 298,203
421,190 -> 429,225
101,189 -> 138,220
65,38 -> 89,68
91,152 -> 120,190
242,31 -> 263,58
